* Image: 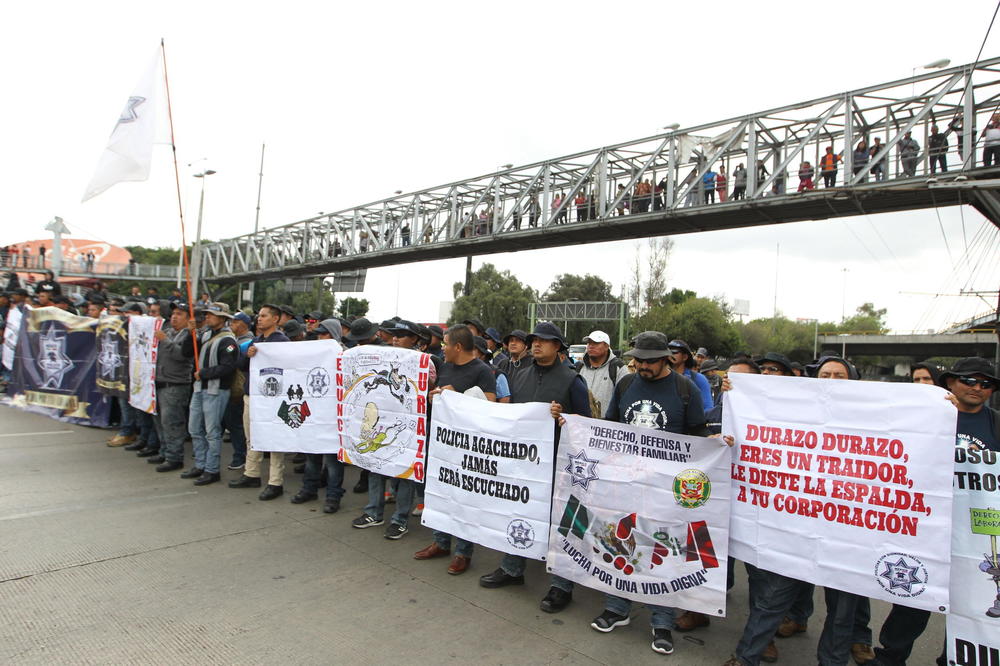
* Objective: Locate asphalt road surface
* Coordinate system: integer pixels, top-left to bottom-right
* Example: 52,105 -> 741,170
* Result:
0,404 -> 946,664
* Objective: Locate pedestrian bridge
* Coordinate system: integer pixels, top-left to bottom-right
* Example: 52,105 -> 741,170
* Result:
200,57 -> 1000,284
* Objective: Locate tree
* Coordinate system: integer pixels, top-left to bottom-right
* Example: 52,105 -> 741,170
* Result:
838,302 -> 888,334
737,315 -> 816,361
449,263 -> 536,335
337,297 -> 370,319
542,273 -> 620,343
635,296 -> 742,357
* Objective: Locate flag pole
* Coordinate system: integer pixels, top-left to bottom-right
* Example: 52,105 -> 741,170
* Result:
160,38 -> 200,371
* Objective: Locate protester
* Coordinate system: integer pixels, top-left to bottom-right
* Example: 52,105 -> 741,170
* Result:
667,339 -> 714,412
148,302 -> 195,472
292,318 -> 348,513
910,362 -> 941,385
230,304 -> 290,498
479,322 -> 591,614
182,302 -> 239,486
574,330 -> 625,419
414,324 -> 496,575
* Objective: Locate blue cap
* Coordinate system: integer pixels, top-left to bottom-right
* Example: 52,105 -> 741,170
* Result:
234,312 -> 252,325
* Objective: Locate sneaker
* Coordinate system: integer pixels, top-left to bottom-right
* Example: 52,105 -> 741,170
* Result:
590,610 -> 630,633
384,523 -> 408,540
651,628 -> 674,655
411,503 -> 424,516
227,461 -> 245,471
351,514 -> 384,529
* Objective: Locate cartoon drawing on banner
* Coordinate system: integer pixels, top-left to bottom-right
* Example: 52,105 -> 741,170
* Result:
340,350 -> 423,472
129,327 -> 151,397
970,507 -> 1000,617
97,329 -> 123,381
38,326 -> 72,389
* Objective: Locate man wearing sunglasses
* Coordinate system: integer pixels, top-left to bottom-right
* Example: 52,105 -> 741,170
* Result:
939,357 -> 999,452
870,357 -> 998,666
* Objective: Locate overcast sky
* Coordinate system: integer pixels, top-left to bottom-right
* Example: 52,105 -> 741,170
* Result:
2,0 -> 998,334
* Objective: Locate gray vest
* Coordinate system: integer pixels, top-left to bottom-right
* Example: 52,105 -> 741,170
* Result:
509,359 -> 577,413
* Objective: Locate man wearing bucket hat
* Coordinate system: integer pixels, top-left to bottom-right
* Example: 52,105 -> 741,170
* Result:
182,302 -> 239,486
587,331 -> 710,656
479,322 -> 591,613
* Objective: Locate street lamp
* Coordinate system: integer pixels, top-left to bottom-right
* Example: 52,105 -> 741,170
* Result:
912,59 -> 951,94
662,123 -> 680,131
190,168 -> 216,300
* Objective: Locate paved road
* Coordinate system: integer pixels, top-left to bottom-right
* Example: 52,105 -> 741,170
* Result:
0,404 -> 945,664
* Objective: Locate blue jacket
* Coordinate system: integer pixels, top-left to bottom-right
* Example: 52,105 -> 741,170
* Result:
683,368 -> 715,412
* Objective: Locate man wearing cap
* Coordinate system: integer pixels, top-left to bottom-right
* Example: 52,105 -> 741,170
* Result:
667,339 -> 715,413
304,311 -> 323,340
147,302 -> 196,472
282,319 -> 306,342
181,302 -> 239,486
483,327 -> 507,367
222,312 -> 254,470
479,322 -> 591,613
870,360 -> 997,666
425,325 -> 445,358
462,318 -> 485,338
230,305 -> 291,499
35,283 -> 57,307
694,347 -> 710,371
575,330 -> 625,419
277,305 -> 296,327
414,324 -> 497,574
35,271 -> 60,298
292,319 -> 348,513
590,331 -> 710,655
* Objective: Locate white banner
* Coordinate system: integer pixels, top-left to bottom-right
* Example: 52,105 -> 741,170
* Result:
127,315 -> 161,413
722,373 -> 955,612
337,345 -> 431,479
422,391 -> 555,560
947,446 -> 1000,664
249,339 -> 342,453
547,415 -> 731,615
2,304 -> 23,370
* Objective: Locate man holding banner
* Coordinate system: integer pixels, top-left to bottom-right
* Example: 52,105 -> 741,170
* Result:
478,322 -> 591,614
585,331 -> 712,655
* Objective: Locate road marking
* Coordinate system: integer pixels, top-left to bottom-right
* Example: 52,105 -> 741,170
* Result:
0,430 -> 74,437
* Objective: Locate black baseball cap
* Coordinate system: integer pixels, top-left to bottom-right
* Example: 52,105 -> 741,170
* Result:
387,320 -> 420,338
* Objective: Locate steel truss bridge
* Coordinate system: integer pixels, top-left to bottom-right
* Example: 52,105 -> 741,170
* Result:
201,58 -> 1000,284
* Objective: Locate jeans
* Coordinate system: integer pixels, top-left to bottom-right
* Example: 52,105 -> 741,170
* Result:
433,531 -> 473,558
605,594 -> 675,629
818,588 -> 869,665
735,565 -> 803,665
366,474 -> 414,526
189,389 -> 230,474
135,409 -> 159,450
873,604 -> 944,666
117,396 -> 137,436
929,154 -> 947,173
789,582 -> 815,624
222,398 -> 246,466
500,553 -> 574,593
154,384 -> 191,463
823,171 -> 837,187
302,453 -> 345,500
984,145 -> 1000,167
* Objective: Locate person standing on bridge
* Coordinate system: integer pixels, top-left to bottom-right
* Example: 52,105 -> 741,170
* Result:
797,162 -> 815,191
852,141 -> 870,182
732,164 -> 747,199
928,125 -> 949,174
982,118 -> 1000,167
869,138 -> 887,182
897,132 -> 920,177
820,147 -> 842,188
716,166 -> 729,202
703,168 -> 718,204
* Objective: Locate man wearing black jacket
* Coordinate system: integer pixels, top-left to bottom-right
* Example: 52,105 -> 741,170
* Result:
181,303 -> 239,486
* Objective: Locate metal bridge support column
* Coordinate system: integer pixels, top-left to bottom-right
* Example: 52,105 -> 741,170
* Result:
529,302 -> 537,331
843,94 -> 854,178
542,164 -> 551,225
962,67 -> 975,170
666,138 -> 676,208
597,150 -> 608,218
746,121 -> 757,197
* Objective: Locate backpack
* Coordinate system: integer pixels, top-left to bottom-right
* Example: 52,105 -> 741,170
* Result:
575,356 -> 624,384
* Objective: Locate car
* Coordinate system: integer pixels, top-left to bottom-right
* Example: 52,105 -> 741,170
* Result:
568,344 -> 586,363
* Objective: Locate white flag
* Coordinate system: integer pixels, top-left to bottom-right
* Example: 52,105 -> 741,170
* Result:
82,52 -> 162,202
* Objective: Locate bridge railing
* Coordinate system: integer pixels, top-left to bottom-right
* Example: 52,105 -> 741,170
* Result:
0,255 -> 181,282
200,57 -> 1000,281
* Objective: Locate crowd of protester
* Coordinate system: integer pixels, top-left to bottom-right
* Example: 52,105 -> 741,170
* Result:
0,276 -> 997,665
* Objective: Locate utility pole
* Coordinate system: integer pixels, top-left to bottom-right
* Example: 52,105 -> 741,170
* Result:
463,256 -> 472,297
